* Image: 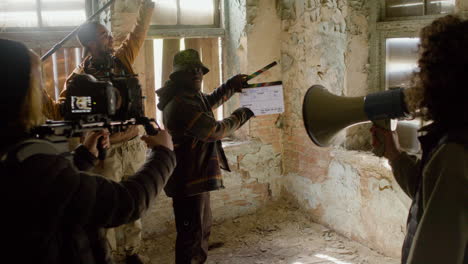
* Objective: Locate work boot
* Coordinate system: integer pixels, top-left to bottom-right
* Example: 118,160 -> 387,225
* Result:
125,254 -> 144,264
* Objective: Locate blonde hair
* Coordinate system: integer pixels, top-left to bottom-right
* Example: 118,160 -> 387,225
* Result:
15,51 -> 45,132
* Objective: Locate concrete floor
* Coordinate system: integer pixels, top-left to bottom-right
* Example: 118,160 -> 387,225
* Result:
140,199 -> 400,264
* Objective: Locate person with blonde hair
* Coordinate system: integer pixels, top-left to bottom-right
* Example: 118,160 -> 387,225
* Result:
0,38 -> 176,264
372,15 -> 467,264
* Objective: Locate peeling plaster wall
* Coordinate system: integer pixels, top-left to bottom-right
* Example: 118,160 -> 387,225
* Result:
278,0 -> 409,257
282,151 -> 410,256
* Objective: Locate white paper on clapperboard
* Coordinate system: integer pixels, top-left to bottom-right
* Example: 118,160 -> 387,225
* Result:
239,85 -> 284,116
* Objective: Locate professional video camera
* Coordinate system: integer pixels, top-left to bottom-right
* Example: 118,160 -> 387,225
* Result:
63,72 -> 145,124
32,73 -> 158,158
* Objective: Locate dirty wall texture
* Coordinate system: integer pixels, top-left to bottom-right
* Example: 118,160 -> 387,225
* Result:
278,0 -> 409,257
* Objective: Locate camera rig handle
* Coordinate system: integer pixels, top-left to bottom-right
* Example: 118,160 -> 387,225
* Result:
136,117 -> 160,136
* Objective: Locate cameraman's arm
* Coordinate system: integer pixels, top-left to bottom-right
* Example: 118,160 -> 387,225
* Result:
114,0 -> 154,67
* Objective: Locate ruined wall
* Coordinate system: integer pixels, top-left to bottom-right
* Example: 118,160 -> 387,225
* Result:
278,0 -> 409,257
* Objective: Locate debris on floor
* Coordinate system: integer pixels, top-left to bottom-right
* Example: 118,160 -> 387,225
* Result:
140,199 -> 399,264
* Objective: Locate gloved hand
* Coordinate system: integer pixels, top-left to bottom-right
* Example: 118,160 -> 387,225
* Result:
233,107 -> 255,121
226,74 -> 248,93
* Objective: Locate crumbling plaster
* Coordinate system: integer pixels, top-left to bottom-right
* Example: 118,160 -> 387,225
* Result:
277,0 -> 410,257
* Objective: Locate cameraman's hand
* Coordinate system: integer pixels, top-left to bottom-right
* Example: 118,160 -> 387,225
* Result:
141,130 -> 174,151
227,74 -> 248,93
370,125 -> 401,162
83,129 -> 110,157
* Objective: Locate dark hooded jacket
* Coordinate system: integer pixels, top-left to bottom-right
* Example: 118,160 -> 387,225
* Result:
156,79 -> 253,197
390,124 -> 467,264
0,140 -> 176,264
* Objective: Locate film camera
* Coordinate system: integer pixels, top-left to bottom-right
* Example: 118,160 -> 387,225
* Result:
63,73 -> 145,123
33,73 -> 158,159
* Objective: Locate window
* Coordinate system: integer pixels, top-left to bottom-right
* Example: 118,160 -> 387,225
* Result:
385,37 -> 420,89
373,0 -> 457,91
384,0 -> 455,18
0,0 -> 87,28
151,0 -> 218,27
366,0 -> 458,152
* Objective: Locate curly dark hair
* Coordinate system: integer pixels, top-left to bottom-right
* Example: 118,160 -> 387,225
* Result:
412,15 -> 468,128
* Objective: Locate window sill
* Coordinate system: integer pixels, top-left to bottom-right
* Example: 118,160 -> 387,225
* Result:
147,27 -> 225,38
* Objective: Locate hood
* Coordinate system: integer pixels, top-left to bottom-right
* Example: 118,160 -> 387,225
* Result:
156,80 -> 180,111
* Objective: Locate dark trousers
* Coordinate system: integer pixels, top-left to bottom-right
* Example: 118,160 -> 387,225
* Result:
172,192 -> 212,264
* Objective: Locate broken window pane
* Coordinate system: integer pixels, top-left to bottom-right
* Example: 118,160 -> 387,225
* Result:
152,0 -> 177,25
180,0 -> 214,25
385,0 -> 424,18
385,38 -> 420,89
426,0 -> 455,15
41,0 -> 86,27
0,0 -> 38,27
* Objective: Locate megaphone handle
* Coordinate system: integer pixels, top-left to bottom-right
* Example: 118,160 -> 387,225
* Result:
371,119 -> 391,158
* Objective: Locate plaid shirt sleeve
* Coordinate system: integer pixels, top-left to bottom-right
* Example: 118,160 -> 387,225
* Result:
205,82 -> 238,109
169,97 -> 253,142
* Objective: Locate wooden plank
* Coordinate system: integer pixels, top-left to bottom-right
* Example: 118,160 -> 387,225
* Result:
41,53 -> 57,100
143,40 -> 156,119
64,47 -> 77,78
184,38 -> 201,53
199,38 -> 220,93
161,39 -> 180,83
55,48 -> 67,95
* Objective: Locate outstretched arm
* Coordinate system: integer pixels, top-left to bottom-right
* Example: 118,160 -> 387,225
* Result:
114,0 -> 154,67
205,74 -> 247,109
165,99 -> 254,142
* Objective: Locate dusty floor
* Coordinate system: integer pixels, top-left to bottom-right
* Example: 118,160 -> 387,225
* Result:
140,199 -> 399,264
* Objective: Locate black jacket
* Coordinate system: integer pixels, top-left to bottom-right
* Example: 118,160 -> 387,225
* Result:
0,141 -> 176,264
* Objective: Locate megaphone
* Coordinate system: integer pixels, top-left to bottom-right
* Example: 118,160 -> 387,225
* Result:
302,84 -> 409,148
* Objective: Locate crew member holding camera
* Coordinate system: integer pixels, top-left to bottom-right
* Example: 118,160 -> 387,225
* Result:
0,39 -> 175,264
156,49 -> 254,263
43,1 -> 155,263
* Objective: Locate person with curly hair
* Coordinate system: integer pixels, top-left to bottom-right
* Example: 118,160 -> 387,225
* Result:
372,15 -> 467,264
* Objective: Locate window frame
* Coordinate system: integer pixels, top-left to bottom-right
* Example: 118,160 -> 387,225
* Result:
0,0 -> 94,32
380,0 -> 455,20
147,0 -> 224,38
370,0 -> 453,93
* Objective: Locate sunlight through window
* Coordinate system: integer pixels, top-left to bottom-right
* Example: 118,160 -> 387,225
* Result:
152,0 -> 177,25
385,38 -> 420,89
0,0 -> 38,27
154,39 -> 164,128
180,0 -> 214,25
